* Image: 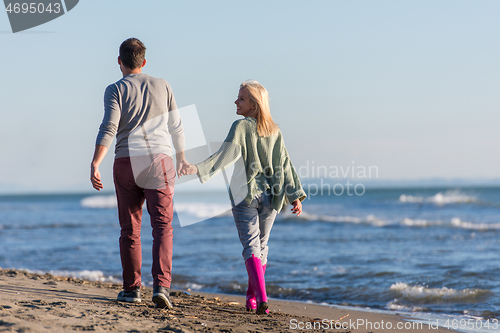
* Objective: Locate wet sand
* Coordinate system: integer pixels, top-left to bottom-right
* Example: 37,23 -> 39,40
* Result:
0,269 -> 456,332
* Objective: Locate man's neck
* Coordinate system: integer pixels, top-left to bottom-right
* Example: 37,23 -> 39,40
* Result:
121,67 -> 142,77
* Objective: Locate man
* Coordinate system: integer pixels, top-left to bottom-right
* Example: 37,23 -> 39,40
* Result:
90,38 -> 188,309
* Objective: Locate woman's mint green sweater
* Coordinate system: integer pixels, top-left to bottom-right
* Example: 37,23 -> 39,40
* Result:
196,117 -> 306,212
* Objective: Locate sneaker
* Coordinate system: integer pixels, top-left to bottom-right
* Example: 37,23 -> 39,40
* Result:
117,287 -> 141,303
152,286 -> 173,309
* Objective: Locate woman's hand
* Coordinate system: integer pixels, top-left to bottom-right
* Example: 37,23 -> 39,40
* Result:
291,199 -> 302,216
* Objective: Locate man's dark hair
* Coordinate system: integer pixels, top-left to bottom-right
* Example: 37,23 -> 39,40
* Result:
119,38 -> 146,69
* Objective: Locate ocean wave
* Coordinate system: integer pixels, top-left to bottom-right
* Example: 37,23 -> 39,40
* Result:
290,266 -> 347,276
400,218 -> 444,227
184,282 -> 204,291
81,195 -> 117,209
399,191 -> 478,206
80,195 -> 233,220
390,282 -> 491,303
285,213 -> 500,231
402,218 -> 500,230
450,218 -> 500,230
24,269 -> 119,283
386,300 -> 426,312
0,221 -> 116,230
50,270 -> 119,282
288,212 -> 390,226
173,202 -> 232,219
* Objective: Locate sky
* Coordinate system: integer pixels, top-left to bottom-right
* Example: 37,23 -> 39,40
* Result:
0,0 -> 499,194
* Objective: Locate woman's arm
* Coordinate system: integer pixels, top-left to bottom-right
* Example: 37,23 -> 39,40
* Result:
196,141 -> 243,183
280,141 -> 307,215
183,120 -> 245,183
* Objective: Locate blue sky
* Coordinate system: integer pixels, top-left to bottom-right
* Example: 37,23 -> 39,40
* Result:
1,0 -> 499,193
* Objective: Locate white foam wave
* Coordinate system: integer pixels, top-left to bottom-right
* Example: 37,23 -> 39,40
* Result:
25,269 -> 118,283
289,213 -> 500,231
386,300 -> 424,312
50,270 -> 119,282
402,218 -> 500,230
399,191 -> 477,205
390,282 -> 490,302
184,282 -> 204,291
293,212 -> 390,226
450,218 -> 500,230
401,218 -> 444,227
173,202 -> 232,219
80,196 -> 233,220
290,266 -> 347,276
81,195 -> 117,209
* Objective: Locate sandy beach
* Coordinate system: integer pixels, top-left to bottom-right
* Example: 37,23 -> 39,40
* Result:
0,268 -> 458,333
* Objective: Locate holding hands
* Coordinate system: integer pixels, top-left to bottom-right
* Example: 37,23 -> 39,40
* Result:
175,157 -> 190,178
176,152 -> 198,178
178,163 -> 198,177
175,152 -> 302,216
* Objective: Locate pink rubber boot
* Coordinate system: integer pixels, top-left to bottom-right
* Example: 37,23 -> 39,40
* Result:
246,263 -> 267,311
245,283 -> 257,311
245,255 -> 269,314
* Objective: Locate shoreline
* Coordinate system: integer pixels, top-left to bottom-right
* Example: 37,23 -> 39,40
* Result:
0,268 -> 458,333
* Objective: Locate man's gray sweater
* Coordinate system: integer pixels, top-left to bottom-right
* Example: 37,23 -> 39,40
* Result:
96,73 -> 185,159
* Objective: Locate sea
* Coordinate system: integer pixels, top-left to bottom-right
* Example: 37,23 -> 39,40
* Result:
1,181 -> 500,332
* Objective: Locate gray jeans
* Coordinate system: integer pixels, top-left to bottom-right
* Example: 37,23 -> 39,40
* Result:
232,190 -> 278,265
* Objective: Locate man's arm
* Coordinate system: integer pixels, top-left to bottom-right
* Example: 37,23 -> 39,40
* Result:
169,111 -> 189,177
176,151 -> 190,178
90,145 -> 108,191
165,87 -> 188,177
92,84 -> 120,190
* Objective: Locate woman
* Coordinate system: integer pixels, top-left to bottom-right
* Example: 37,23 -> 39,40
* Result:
182,80 -> 306,314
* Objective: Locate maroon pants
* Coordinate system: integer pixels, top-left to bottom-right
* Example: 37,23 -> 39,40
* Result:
113,155 -> 175,291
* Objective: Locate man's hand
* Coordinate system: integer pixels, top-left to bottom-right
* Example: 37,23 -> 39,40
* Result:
90,145 -> 108,191
291,199 -> 302,216
176,158 -> 191,178
91,163 -> 103,191
176,151 -> 193,178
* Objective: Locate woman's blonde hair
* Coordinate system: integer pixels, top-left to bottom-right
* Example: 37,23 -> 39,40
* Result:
240,80 -> 279,137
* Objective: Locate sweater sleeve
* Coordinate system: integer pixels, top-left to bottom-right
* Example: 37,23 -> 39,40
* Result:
196,121 -> 244,184
96,84 -> 121,148
281,143 -> 307,203
165,82 -> 185,152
